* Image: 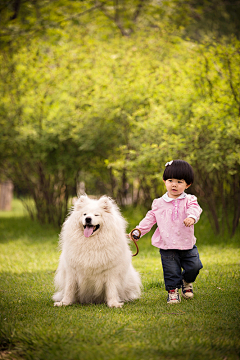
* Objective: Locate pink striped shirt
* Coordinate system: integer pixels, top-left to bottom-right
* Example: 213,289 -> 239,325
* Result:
136,192 -> 202,250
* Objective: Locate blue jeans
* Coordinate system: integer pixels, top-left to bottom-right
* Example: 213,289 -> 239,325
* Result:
160,245 -> 203,291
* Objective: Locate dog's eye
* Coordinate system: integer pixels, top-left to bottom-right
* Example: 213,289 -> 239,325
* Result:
83,213 -> 87,216
95,214 -> 100,216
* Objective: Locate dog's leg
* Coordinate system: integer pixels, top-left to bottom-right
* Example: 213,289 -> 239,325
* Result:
105,278 -> 123,308
54,274 -> 77,307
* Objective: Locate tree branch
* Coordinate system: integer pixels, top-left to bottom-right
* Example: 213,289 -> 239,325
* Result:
132,0 -> 145,22
100,1 -> 130,36
60,3 -> 103,23
227,55 -> 240,116
9,0 -> 21,20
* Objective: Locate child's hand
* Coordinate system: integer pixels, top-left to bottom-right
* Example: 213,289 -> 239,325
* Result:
184,217 -> 195,227
130,229 -> 141,240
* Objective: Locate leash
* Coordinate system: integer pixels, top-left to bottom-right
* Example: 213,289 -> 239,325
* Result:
129,228 -> 141,257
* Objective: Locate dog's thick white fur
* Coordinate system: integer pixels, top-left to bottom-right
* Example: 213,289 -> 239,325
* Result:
53,195 -> 141,308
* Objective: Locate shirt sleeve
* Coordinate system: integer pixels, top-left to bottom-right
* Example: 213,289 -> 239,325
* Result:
186,195 -> 202,224
136,199 -> 157,237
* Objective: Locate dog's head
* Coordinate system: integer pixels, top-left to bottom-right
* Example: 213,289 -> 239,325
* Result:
74,195 -> 113,238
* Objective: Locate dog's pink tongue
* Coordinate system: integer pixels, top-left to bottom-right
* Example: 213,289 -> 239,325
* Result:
84,226 -> 94,238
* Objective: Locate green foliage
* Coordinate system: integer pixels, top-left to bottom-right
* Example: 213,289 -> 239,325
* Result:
0,3 -> 239,232
1,0 -> 239,48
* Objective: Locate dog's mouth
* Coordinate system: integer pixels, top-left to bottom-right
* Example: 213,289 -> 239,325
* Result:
83,224 -> 100,238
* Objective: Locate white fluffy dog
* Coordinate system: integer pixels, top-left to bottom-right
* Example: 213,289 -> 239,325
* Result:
53,195 -> 141,308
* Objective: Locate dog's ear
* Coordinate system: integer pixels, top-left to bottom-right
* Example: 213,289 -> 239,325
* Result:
98,196 -> 112,213
74,195 -> 89,211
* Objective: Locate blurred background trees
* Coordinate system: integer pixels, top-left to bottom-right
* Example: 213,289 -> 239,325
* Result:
0,0 -> 239,234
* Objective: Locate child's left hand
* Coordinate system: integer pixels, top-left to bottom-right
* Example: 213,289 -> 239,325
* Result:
184,217 -> 195,227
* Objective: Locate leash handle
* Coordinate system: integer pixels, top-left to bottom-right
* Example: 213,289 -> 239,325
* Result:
130,228 -> 141,257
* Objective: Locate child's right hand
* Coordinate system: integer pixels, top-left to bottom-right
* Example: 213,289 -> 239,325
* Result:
184,217 -> 195,227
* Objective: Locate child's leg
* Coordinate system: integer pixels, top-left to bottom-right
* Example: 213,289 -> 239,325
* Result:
180,245 -> 203,284
159,249 -> 182,291
179,245 -> 203,299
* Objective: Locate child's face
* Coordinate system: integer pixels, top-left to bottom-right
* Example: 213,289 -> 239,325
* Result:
163,178 -> 191,199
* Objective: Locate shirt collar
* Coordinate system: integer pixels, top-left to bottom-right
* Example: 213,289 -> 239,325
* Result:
162,192 -> 187,202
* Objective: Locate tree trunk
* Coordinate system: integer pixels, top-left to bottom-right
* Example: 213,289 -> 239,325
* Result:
0,181 -> 14,211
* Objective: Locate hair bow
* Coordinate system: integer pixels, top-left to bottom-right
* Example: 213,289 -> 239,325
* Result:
165,160 -> 173,166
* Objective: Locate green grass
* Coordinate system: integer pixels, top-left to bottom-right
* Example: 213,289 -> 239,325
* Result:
0,200 -> 239,360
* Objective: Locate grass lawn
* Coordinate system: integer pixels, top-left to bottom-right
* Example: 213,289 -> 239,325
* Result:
0,200 -> 239,360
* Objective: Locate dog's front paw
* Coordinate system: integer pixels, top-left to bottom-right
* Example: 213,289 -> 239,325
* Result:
54,301 -> 71,307
54,301 -> 64,307
54,301 -> 62,307
107,300 -> 123,308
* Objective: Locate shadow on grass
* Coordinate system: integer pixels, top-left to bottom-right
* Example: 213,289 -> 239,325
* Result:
1,323 -> 239,360
0,216 -> 58,244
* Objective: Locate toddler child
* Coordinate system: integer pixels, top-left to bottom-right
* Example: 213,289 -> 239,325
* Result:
131,159 -> 203,304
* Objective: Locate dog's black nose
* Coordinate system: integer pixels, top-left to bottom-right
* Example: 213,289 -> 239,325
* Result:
85,217 -> 92,224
